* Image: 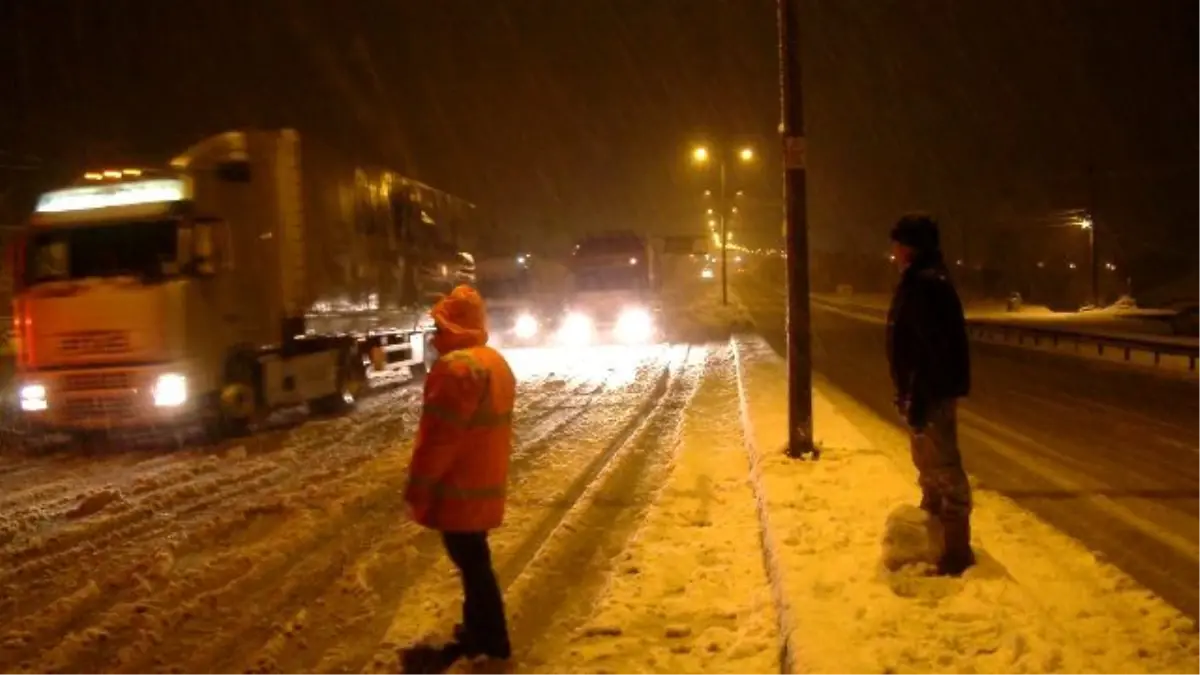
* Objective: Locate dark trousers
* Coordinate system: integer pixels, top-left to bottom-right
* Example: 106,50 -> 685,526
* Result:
909,398 -> 972,521
442,531 -> 511,659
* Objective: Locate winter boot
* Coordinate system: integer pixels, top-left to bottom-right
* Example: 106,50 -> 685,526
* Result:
934,516 -> 975,577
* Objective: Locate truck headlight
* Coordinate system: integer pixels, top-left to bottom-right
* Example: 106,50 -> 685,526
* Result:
615,308 -> 654,344
19,383 -> 47,412
152,373 -> 188,407
558,312 -> 593,346
514,313 -> 539,339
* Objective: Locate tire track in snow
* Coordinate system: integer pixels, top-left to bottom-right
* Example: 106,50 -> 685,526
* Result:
29,360 -> 618,674
244,363 -> 659,674
0,385 -> 422,585
0,386 -> 425,672
355,344 -> 700,674
503,345 -> 707,669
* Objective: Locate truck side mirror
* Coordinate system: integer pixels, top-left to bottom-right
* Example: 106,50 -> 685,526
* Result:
193,221 -> 218,276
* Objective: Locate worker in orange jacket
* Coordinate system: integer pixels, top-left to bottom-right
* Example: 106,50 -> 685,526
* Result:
405,284 -> 516,668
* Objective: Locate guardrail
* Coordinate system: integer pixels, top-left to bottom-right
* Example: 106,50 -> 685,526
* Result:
965,320 -> 1198,373
810,297 -> 1198,374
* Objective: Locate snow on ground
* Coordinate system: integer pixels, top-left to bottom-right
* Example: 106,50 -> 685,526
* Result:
0,347 -> 682,674
532,345 -> 778,674
733,333 -> 1199,674
661,277 -> 754,343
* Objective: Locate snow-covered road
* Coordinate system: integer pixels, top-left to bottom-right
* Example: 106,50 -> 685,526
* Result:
0,342 -> 778,674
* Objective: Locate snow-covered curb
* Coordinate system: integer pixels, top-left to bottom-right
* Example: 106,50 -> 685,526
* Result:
547,345 -> 778,673
732,334 -> 1199,674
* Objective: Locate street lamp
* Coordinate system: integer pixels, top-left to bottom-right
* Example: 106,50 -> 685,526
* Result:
690,143 -> 755,306
1077,214 -> 1098,306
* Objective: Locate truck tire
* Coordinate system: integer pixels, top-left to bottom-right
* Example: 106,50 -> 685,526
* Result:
310,346 -> 366,416
206,355 -> 261,440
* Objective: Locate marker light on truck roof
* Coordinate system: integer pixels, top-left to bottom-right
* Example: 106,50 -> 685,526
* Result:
35,178 -> 187,214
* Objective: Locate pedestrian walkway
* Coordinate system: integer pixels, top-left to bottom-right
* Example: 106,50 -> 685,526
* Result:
733,333 -> 1198,673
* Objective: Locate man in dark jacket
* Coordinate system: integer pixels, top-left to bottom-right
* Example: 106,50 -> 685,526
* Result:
886,214 -> 975,576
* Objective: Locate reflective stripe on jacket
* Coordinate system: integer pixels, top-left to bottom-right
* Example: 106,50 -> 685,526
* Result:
405,345 -> 516,532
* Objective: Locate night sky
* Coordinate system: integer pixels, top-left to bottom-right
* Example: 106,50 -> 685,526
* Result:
0,0 -> 1195,287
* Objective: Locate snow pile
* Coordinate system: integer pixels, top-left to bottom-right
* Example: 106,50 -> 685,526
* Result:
540,347 -> 778,674
732,334 -> 1199,674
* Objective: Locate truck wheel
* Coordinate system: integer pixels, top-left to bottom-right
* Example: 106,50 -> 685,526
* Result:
310,347 -> 366,416
207,356 -> 261,440
207,383 -> 257,440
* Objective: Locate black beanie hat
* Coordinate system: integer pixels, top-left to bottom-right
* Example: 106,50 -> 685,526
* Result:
890,214 -> 941,252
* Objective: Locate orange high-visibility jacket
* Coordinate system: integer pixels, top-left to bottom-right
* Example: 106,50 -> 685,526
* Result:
405,286 -> 516,532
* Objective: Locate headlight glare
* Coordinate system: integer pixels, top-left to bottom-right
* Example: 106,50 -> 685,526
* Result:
615,308 -> 654,344
558,312 -> 593,346
514,313 -> 539,339
19,383 -> 47,412
152,373 -> 188,407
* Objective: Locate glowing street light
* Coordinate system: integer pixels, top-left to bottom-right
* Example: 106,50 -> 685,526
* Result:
688,142 -> 756,306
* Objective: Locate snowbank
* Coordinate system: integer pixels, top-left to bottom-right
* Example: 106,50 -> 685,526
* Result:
541,346 -> 778,673
732,334 -> 1198,674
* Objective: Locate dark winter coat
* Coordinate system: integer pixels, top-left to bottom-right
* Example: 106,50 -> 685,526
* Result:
886,253 -> 971,429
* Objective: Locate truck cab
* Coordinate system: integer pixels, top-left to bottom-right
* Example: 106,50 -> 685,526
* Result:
13,130 -> 469,440
558,232 -> 660,346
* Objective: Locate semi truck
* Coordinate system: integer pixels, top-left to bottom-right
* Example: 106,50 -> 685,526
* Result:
12,129 -> 474,439
558,231 -> 661,345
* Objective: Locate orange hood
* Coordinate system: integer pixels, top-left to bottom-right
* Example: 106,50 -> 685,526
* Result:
432,285 -> 490,353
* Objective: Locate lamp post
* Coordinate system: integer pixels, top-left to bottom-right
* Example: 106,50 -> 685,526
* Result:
1078,214 -> 1097,307
691,144 -> 754,306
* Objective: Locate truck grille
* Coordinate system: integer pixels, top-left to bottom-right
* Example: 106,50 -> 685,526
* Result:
64,396 -> 138,423
59,330 -> 131,356
63,371 -> 133,392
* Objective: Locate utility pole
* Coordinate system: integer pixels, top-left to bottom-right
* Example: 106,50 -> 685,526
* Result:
719,159 -> 728,306
778,0 -> 816,459
1087,164 -> 1099,307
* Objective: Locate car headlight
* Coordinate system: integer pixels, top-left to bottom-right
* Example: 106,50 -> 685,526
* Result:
19,383 -> 47,412
152,373 -> 188,407
701,267 -> 715,279
558,312 -> 593,346
615,308 -> 654,344
514,313 -> 539,339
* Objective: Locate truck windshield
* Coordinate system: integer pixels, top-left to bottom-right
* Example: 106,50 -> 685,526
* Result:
25,219 -> 180,287
573,267 -> 646,292
478,277 -> 531,299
